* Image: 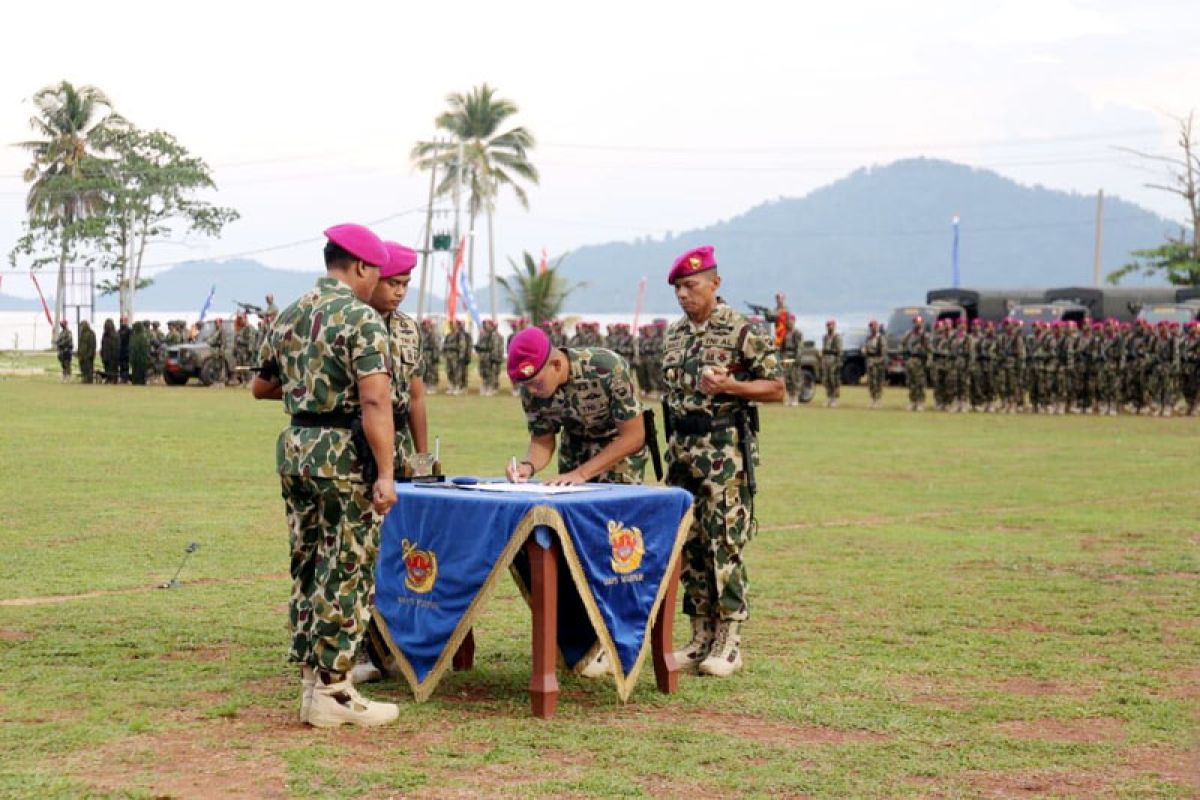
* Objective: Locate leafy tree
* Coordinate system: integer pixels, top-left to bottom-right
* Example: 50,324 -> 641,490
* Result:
411,84 -> 539,317
496,251 -> 583,325
83,127 -> 239,319
13,81 -> 126,325
1111,111 -> 1200,286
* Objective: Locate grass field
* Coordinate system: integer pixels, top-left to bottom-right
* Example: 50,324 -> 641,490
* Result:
0,359 -> 1197,799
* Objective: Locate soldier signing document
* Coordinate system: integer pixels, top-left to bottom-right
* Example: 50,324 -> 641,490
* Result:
661,245 -> 784,678
251,223 -> 398,729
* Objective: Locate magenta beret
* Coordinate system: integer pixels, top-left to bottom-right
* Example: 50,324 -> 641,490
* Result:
324,223 -> 389,268
380,241 -> 417,278
507,326 -> 552,383
668,245 -> 717,285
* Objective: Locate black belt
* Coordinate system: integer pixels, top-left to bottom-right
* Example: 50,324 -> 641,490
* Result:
671,413 -> 738,436
290,410 -> 357,428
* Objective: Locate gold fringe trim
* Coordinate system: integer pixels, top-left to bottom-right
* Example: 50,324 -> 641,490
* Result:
373,497 -> 693,704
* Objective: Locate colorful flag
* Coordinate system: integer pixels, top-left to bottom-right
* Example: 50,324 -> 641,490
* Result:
457,262 -> 483,330
539,248 -> 548,275
198,284 -> 217,323
447,238 -> 467,321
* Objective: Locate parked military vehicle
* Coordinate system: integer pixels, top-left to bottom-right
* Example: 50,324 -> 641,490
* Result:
1043,286 -> 1179,323
883,302 -> 966,381
1175,286 -> 1200,303
839,327 -> 868,385
1007,300 -> 1090,328
163,319 -> 236,386
1136,299 -> 1200,326
926,288 -> 1046,322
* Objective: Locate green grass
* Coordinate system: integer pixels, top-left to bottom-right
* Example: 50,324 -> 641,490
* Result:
0,372 -> 1197,798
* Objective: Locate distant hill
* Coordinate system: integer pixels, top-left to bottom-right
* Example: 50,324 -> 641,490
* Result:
551,158 -> 1184,316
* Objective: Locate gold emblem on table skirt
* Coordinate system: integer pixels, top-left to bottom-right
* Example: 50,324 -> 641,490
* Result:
402,538 -> 438,594
608,520 -> 645,574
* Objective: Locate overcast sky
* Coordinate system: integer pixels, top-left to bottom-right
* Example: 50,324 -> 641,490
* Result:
1,0 -> 1198,299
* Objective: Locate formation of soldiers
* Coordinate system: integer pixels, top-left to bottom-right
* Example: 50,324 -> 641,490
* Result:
899,316 -> 1200,416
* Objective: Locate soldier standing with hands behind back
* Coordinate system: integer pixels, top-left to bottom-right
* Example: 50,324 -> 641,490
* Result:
251,223 -> 398,729
661,245 -> 784,678
820,319 -> 842,407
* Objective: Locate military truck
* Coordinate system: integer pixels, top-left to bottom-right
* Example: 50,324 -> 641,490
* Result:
1136,299 -> 1200,326
1007,300 -> 1090,329
926,288 -> 1046,322
1175,286 -> 1200,303
1043,286 -> 1179,323
883,301 -> 967,382
163,319 -> 237,386
839,327 -> 868,385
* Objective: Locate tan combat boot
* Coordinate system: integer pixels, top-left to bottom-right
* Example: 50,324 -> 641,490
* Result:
698,620 -> 743,677
307,671 -> 399,728
577,647 -> 613,679
299,664 -> 316,724
672,616 -> 715,673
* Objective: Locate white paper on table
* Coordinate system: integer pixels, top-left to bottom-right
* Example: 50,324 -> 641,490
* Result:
465,482 -> 606,494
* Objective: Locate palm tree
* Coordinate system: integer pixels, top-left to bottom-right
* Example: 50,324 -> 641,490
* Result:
18,81 -> 125,326
411,84 -> 539,319
497,251 -> 583,326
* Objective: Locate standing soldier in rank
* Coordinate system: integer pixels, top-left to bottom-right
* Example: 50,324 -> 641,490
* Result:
660,245 -> 784,678
77,320 -> 96,384
900,316 -> 930,411
820,319 -> 842,407
56,320 -> 74,382
863,318 -> 887,409
419,317 -> 441,394
475,318 -> 504,395
779,313 -> 804,406
250,223 -> 398,729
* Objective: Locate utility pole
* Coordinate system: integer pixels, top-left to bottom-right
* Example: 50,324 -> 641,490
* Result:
416,138 -> 439,321
451,140 -> 464,329
1092,189 -> 1105,288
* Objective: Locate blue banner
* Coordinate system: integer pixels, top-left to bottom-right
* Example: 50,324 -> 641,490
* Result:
457,267 -> 483,330
372,482 -> 693,702
198,284 -> 217,323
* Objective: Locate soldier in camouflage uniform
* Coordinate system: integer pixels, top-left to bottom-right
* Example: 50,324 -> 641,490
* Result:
634,324 -> 655,398
1076,323 -> 1099,414
1182,322 -> 1200,416
900,316 -> 930,411
820,319 -> 842,407
77,321 -> 96,384
474,319 -> 505,395
250,223 -> 399,729
235,313 -> 258,377
660,245 -> 785,678
371,242 -> 428,473
55,321 -> 73,382
863,319 -> 887,408
779,314 -> 804,406
442,320 -> 472,394
969,320 -> 991,411
419,318 -> 441,394
999,319 -> 1027,412
1153,321 -> 1181,416
1099,321 -> 1122,416
930,320 -> 952,410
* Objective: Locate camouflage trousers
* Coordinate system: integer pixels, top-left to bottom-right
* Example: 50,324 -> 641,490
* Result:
422,359 -> 439,388
58,352 -> 72,378
666,431 -> 754,622
905,359 -> 927,404
1151,367 -> 1179,408
559,434 -> 646,484
1182,366 -> 1199,410
866,358 -> 885,400
783,362 -> 803,400
280,474 -> 381,675
478,359 -> 500,391
391,424 -> 417,478
79,356 -> 95,384
970,365 -> 990,407
822,356 -> 840,399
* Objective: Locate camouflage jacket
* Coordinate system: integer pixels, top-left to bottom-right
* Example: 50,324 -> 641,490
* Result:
521,347 -> 642,446
780,328 -> 804,360
77,324 -> 96,359
387,312 -> 423,414
475,327 -> 505,364
259,276 -> 390,479
56,328 -> 73,356
821,332 -> 842,358
863,332 -> 887,360
420,325 -> 441,364
662,299 -> 782,420
901,329 -> 931,360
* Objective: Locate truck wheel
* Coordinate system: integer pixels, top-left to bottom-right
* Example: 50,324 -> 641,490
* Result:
199,358 -> 223,386
163,371 -> 188,386
798,370 -> 816,404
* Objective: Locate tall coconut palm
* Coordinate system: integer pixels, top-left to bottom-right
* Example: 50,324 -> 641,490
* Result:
497,251 -> 583,326
18,81 -> 125,326
411,84 -> 539,319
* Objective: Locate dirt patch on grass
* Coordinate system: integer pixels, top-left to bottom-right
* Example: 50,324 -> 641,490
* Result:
1161,665 -> 1200,699
161,645 -> 232,662
888,676 -> 973,711
986,620 -> 1057,635
0,629 -> 33,641
995,716 -> 1125,744
1122,746 -> 1200,791
962,768 -> 1116,798
0,572 -> 287,607
994,677 -> 1094,699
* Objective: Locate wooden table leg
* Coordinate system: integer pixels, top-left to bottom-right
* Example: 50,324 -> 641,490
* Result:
527,534 -> 559,719
652,555 -> 683,694
452,628 -> 475,671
